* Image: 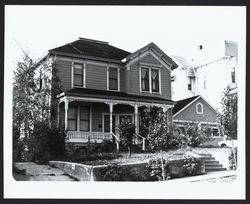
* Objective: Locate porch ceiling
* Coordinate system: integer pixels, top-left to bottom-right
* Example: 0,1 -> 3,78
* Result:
59,88 -> 175,105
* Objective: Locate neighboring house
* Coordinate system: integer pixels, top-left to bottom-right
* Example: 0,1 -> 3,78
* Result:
37,37 -> 178,150
171,40 -> 238,111
172,95 -> 221,138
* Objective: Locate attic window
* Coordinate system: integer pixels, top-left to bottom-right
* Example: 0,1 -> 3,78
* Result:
196,102 -> 203,114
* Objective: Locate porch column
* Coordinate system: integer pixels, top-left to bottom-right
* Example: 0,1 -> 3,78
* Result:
64,98 -> 69,130
134,103 -> 139,134
109,102 -> 113,134
57,102 -> 60,128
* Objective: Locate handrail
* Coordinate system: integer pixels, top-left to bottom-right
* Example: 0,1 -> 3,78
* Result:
133,133 -> 145,139
111,132 -> 120,151
133,133 -> 146,151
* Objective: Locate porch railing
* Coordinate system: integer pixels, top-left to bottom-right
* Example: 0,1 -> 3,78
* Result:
66,131 -> 113,143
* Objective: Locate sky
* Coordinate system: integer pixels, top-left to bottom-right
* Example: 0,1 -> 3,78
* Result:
5,6 -> 245,67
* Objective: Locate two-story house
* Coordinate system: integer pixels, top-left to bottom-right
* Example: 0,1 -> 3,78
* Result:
38,37 -> 177,151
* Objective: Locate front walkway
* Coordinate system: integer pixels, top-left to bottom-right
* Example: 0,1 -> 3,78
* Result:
14,162 -> 76,181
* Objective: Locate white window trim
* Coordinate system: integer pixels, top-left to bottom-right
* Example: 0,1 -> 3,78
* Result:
196,102 -> 204,114
71,62 -> 86,88
107,66 -> 120,91
139,65 -> 161,95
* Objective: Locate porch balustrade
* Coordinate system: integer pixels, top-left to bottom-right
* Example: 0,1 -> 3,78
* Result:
67,131 -> 113,143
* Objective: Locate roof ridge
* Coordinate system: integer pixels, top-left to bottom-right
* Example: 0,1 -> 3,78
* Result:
78,37 -> 109,45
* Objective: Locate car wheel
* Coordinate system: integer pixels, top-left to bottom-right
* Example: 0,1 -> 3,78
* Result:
221,144 -> 227,148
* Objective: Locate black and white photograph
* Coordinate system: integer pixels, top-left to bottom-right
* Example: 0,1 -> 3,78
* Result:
4,5 -> 246,199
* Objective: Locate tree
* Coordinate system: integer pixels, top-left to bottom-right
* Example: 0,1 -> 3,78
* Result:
119,121 -> 135,157
146,111 -> 177,180
219,87 -> 237,168
219,88 -> 237,140
13,54 -> 61,162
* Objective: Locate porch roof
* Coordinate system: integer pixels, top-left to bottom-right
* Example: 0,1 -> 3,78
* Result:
60,88 -> 175,105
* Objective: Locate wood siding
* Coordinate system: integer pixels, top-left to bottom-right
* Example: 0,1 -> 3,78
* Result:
56,59 -> 72,92
86,64 -> 107,90
173,98 -> 217,123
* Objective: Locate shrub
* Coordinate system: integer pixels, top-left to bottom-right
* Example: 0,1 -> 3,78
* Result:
31,122 -> 66,163
229,148 -> 237,170
101,163 -> 124,181
119,122 -> 135,156
146,157 -> 170,181
182,156 -> 200,176
180,123 -> 211,147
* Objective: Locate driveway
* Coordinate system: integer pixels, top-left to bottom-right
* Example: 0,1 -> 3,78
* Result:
14,162 -> 76,181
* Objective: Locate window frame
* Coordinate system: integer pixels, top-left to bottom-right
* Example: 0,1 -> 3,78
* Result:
68,106 -> 78,131
79,106 -> 90,132
139,65 -> 161,94
196,102 -> 204,114
71,62 -> 86,88
107,66 -> 120,91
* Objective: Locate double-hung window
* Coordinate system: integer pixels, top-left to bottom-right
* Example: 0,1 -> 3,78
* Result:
68,106 -> 77,131
109,67 -> 118,91
141,66 -> 160,93
73,63 -> 84,87
141,67 -> 150,92
151,69 -> 159,93
80,106 -> 89,131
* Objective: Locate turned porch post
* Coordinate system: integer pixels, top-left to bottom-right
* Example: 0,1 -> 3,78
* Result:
109,102 -> 113,134
64,98 -> 69,130
134,103 -> 139,134
57,102 -> 60,128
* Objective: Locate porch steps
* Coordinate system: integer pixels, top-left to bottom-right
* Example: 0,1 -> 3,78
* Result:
199,153 -> 227,172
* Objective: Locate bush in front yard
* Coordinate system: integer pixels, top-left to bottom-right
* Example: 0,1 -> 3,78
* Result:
31,122 -> 66,163
101,163 -> 124,181
229,148 -> 237,170
146,157 -> 170,181
182,155 -> 200,176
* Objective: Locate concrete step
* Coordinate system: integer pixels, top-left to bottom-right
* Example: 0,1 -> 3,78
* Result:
205,167 -> 227,172
199,153 -> 212,157
203,157 -> 216,160
204,160 -> 220,165
205,164 -> 223,168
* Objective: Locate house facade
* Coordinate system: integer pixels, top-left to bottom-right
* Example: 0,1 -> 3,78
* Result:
173,95 -> 220,138
171,40 -> 238,111
38,37 -> 177,150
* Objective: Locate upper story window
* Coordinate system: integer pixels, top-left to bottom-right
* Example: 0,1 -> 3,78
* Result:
188,78 -> 192,91
140,66 -> 161,94
196,102 -> 203,114
151,69 -> 159,92
141,67 -> 149,91
109,67 -> 118,90
73,63 -> 85,87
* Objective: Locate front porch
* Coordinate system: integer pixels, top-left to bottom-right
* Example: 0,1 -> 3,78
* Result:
57,89 -> 175,151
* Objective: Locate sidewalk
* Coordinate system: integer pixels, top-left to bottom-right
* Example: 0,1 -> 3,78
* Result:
166,170 -> 237,183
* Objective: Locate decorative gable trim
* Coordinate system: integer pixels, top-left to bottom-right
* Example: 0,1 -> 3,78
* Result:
126,49 -> 172,72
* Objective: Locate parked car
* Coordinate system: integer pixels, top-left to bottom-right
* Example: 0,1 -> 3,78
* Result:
218,139 -> 237,148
